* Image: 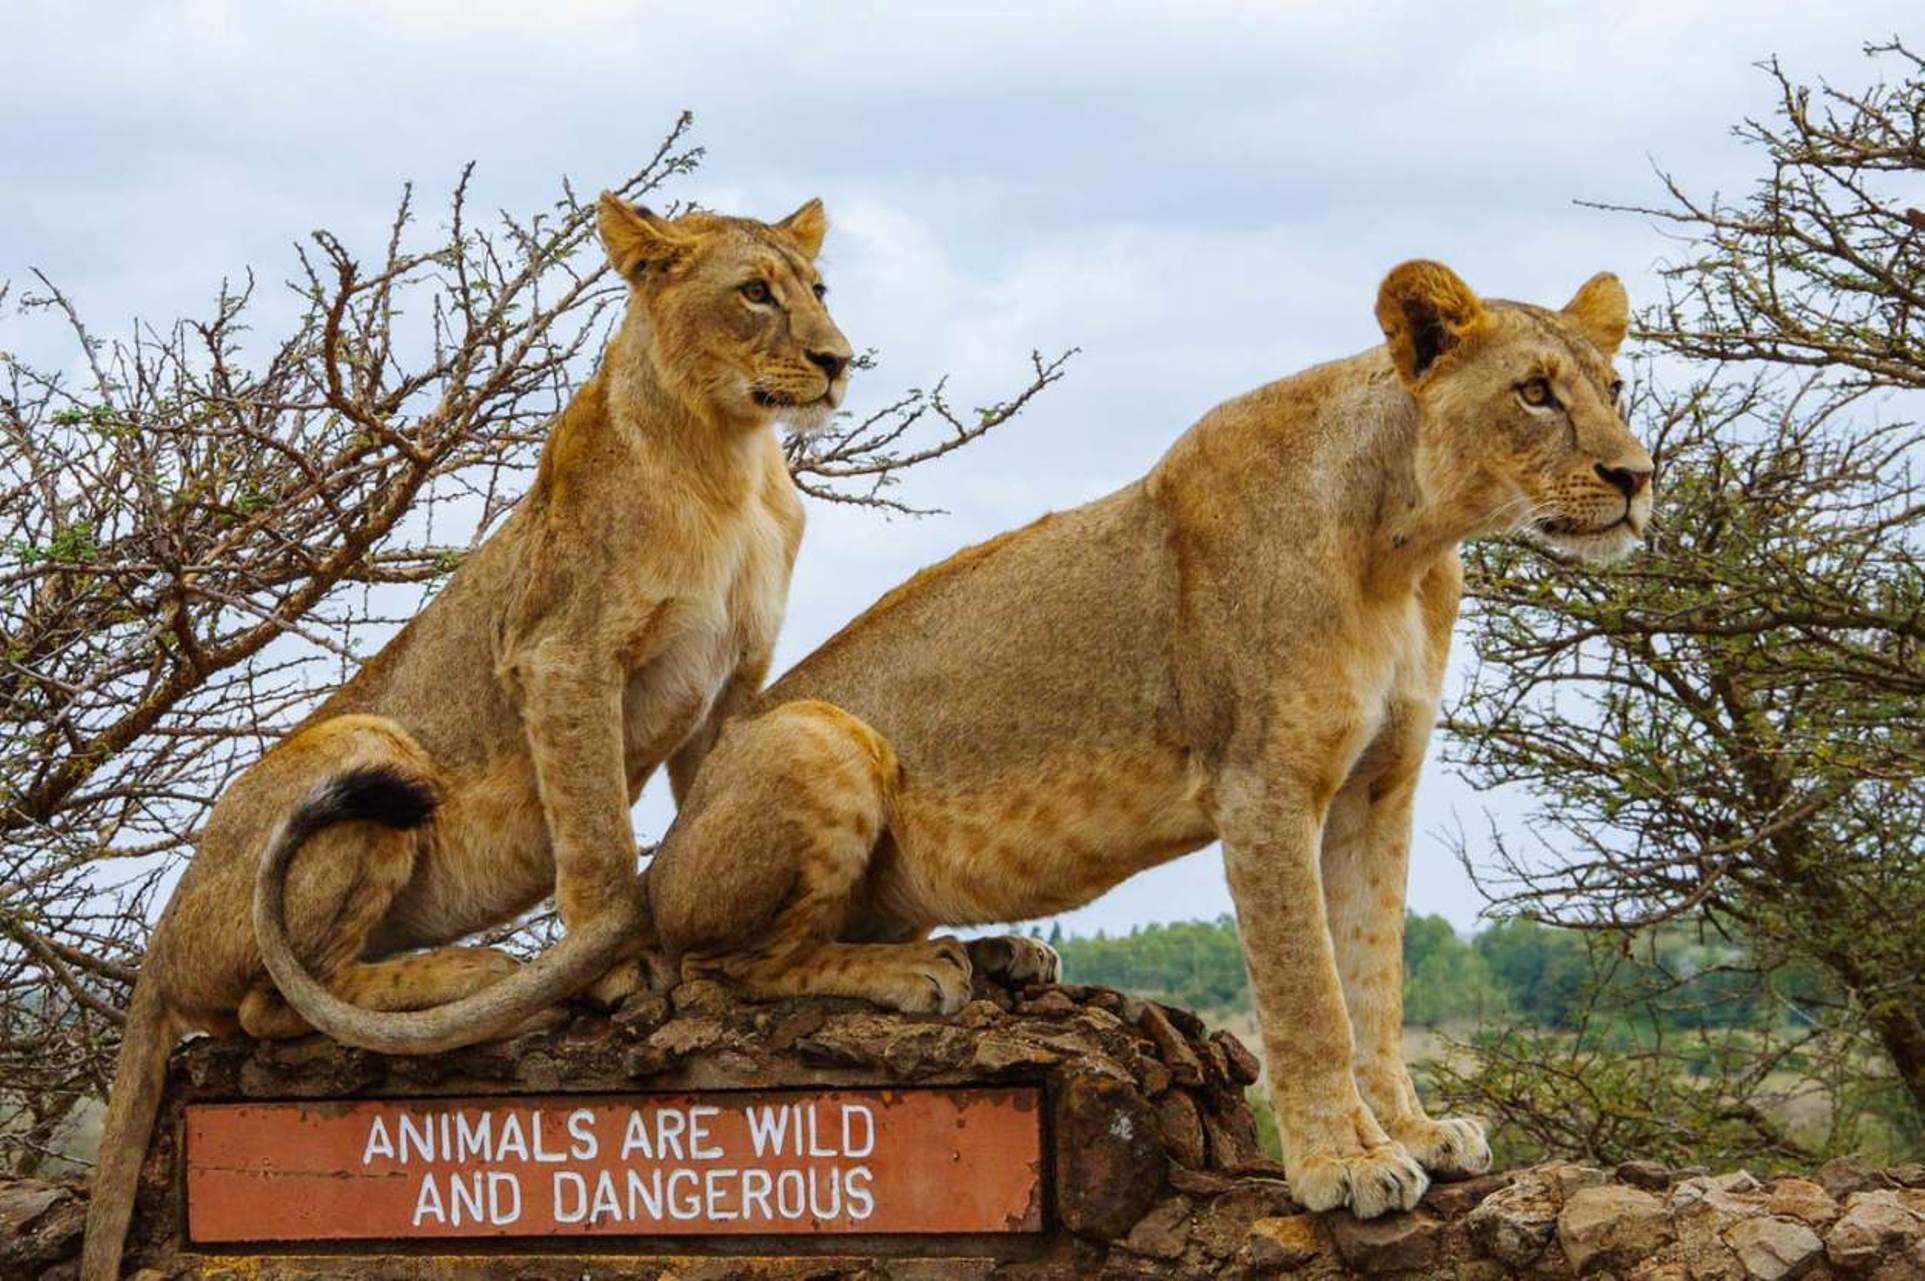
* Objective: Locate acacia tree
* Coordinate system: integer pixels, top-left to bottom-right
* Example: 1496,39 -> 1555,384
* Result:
1434,41 -> 1925,1164
0,113 -> 1070,1172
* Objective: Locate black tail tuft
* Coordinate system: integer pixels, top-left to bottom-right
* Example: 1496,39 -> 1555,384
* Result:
319,765 -> 438,829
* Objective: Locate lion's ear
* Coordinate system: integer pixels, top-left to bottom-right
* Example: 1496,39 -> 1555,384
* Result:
1561,271 -> 1630,358
1374,260 -> 1488,385
775,198 -> 828,259
597,193 -> 691,279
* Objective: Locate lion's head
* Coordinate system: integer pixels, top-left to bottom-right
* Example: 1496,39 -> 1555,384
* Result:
597,194 -> 854,433
1375,260 -> 1654,563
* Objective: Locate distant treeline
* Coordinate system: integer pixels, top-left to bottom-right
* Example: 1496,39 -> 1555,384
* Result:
1050,914 -> 1813,1033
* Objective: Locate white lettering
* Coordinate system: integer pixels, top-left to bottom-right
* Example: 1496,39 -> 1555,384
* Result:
495,1113 -> 528,1162
398,1112 -> 435,1163
566,1108 -> 598,1160
551,1171 -> 587,1223
620,1109 -> 653,1161
655,1108 -> 687,1160
845,1165 -> 875,1221
589,1170 -> 620,1223
666,1168 -> 700,1220
361,1116 -> 394,1166
775,1168 -> 805,1219
688,1105 -> 722,1160
487,1171 -> 522,1225
531,1111 -> 567,1164
841,1103 -> 875,1158
411,1172 -> 446,1227
805,1104 -> 835,1158
807,1166 -> 842,1219
745,1105 -> 789,1157
741,1168 -> 774,1221
454,1111 -> 492,1163
626,1167 -> 663,1221
450,1171 -> 483,1226
704,1167 -> 739,1219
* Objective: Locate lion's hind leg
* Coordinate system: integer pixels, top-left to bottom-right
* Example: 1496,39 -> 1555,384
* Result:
238,947 -> 525,1040
690,936 -> 973,1015
237,714 -> 528,1040
651,699 -> 974,1015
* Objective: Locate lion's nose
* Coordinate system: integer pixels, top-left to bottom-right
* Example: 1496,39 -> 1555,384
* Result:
1596,462 -> 1652,499
807,350 -> 849,381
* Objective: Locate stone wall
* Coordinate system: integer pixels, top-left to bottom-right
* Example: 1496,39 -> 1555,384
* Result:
4,975 -> 1923,1280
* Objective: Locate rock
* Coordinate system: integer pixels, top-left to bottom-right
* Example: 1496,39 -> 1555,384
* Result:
1825,1190 -> 1924,1272
1453,1262 -> 1511,1281
1629,1263 -> 1691,1281
1769,1179 -> 1841,1228
1136,1004 -> 1205,1087
1199,1096 -> 1270,1172
1213,1030 -> 1263,1086
1191,1180 -> 1298,1258
1167,1166 -> 1241,1198
970,1029 -> 1064,1073
646,1014 -> 726,1058
1421,1170 -> 1512,1219
0,1177 -> 85,1278
1888,1164 -> 1925,1190
1553,1163 -> 1612,1196
1240,1214 -> 1322,1271
1618,1159 -> 1673,1190
1559,1183 -> 1673,1276
957,998 -> 1003,1028
0,1183 -> 63,1236
610,989 -> 670,1032
1724,1215 -> 1823,1280
1465,1169 -> 1563,1267
1327,1209 -> 1445,1273
1820,1156 -> 1894,1201
1120,1196 -> 1192,1259
668,977 -> 730,1015
1673,1169 -> 1771,1219
1153,1089 -> 1206,1169
1020,989 -> 1079,1017
1052,1070 -> 1167,1239
1135,1055 -> 1174,1098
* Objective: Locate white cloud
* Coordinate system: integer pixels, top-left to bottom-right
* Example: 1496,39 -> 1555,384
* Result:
4,0 -> 1913,931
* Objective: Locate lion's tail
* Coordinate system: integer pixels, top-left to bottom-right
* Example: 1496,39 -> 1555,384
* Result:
253,765 -> 648,1056
80,976 -> 175,1281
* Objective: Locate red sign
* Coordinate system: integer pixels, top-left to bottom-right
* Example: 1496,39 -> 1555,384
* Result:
184,1088 -> 1044,1242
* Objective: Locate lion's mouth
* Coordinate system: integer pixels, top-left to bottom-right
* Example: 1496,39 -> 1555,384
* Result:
1534,511 -> 1636,539
753,387 -> 836,412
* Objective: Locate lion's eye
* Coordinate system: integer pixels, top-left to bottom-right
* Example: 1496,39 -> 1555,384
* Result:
1518,378 -> 1556,409
741,281 -> 773,305
812,282 -> 827,300
1610,379 -> 1627,412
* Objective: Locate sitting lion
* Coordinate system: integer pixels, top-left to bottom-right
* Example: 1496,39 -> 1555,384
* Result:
642,261 -> 1653,1218
81,194 -> 851,1281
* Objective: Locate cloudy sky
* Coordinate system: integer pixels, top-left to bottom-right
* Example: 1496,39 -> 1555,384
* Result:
3,2 -> 1914,933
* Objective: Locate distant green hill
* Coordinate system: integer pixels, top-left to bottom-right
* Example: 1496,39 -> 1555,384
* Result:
1051,913 -> 1780,1034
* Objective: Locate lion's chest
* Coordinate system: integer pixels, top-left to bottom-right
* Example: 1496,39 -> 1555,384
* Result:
619,486 -> 797,778
1342,595 -> 1443,784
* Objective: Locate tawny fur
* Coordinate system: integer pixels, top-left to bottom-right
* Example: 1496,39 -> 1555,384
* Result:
80,194 -> 851,1281
647,264 -> 1653,1219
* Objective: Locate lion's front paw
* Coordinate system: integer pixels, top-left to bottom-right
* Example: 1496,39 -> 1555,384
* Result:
878,938 -> 974,1015
965,934 -> 1062,986
1287,1142 -> 1428,1219
1389,1115 -> 1491,1178
582,958 -> 647,1009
